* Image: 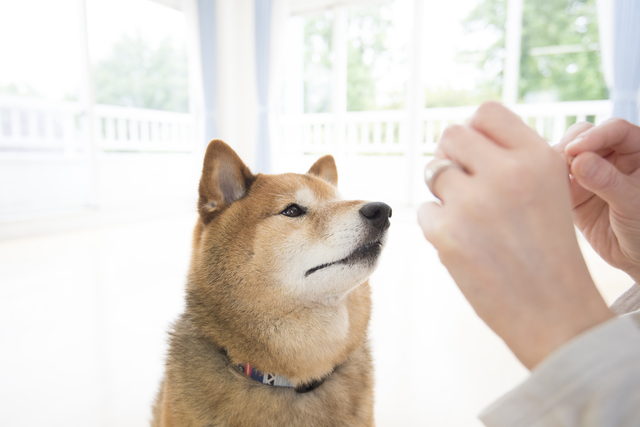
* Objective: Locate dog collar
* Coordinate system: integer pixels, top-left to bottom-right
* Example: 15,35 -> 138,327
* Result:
236,363 -> 327,393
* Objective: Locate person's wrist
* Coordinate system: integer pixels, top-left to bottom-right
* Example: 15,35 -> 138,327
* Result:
504,298 -> 614,370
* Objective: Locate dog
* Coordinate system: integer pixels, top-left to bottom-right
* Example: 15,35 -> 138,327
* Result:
152,140 -> 391,426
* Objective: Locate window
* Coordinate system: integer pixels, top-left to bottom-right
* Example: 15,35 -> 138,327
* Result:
87,0 -> 189,112
0,0 -> 82,101
519,0 -> 606,102
347,2 -> 410,111
424,0 -> 505,107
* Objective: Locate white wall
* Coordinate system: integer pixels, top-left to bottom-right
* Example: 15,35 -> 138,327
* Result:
96,152 -> 200,209
214,0 -> 259,168
0,155 -> 90,220
0,150 -> 201,239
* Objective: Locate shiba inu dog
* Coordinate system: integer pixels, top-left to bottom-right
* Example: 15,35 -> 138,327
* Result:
152,140 -> 391,427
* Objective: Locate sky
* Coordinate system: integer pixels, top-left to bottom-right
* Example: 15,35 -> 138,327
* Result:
0,0 -> 186,100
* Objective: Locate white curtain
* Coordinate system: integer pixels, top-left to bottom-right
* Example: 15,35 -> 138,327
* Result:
215,0 -> 257,166
596,0 -> 613,89
198,0 -> 219,140
612,0 -> 640,124
267,0 -> 290,171
255,0 -> 272,173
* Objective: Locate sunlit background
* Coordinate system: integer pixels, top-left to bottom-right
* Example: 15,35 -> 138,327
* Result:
1,0 -> 638,426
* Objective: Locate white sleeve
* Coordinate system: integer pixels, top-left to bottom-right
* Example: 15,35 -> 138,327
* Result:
480,311 -> 640,427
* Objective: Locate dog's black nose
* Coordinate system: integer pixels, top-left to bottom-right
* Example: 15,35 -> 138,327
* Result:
359,202 -> 392,231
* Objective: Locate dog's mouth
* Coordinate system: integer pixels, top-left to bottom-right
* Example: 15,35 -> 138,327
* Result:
305,239 -> 383,277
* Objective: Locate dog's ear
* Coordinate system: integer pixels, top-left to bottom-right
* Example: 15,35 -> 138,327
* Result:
198,140 -> 255,219
307,155 -> 338,186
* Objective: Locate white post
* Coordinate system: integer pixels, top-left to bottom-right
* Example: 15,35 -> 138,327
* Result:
503,0 -> 523,105
406,0 -> 425,206
183,0 -> 206,157
281,14 -> 304,159
78,0 -> 99,209
270,0 -> 293,168
283,18 -> 303,115
332,6 -> 348,154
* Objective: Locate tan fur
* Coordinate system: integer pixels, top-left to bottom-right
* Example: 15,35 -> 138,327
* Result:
152,140 -> 387,427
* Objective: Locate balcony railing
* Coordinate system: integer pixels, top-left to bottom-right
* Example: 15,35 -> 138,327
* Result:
0,96 -> 83,152
95,104 -> 194,152
278,100 -> 613,155
1,96 -> 614,156
0,96 -> 195,153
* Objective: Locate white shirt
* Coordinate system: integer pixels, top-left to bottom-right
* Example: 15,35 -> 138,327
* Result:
480,284 -> 640,427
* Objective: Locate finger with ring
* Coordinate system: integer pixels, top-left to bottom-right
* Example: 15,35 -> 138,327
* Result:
424,159 -> 463,199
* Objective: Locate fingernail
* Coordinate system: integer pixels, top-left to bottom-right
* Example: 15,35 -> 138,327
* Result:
577,155 -> 598,178
565,136 -> 584,152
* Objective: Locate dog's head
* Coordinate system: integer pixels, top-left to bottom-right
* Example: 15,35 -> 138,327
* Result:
193,139 -> 391,306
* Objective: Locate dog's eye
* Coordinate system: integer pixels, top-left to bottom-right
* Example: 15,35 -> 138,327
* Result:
281,204 -> 305,217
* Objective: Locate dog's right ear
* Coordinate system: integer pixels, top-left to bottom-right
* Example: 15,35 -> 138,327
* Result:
307,155 -> 338,186
198,140 -> 255,220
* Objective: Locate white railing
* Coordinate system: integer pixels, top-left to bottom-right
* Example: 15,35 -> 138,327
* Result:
95,104 -> 194,152
0,96 -> 83,152
279,110 -> 407,154
0,96 -> 196,153
1,97 -> 613,155
278,100 -> 613,155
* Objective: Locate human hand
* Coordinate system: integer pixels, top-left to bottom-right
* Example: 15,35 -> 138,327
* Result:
554,119 -> 640,284
418,102 -> 613,369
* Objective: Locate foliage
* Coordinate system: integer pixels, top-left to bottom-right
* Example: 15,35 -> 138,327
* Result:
519,0 -> 607,101
424,86 -> 501,108
94,34 -> 188,112
462,0 -> 607,103
346,6 -> 403,111
452,0 -> 508,105
303,14 -> 333,113
302,6 -> 405,113
0,83 -> 41,97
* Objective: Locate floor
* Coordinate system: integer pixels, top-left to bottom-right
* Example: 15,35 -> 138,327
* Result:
0,207 -> 633,427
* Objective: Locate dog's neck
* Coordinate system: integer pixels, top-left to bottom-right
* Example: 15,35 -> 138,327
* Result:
186,279 -> 372,384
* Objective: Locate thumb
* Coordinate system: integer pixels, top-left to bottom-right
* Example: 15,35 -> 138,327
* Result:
571,152 -> 635,214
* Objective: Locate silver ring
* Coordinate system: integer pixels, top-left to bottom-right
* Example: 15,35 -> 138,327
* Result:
424,159 -> 461,199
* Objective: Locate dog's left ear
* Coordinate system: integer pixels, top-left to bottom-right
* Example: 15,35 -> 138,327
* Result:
198,140 -> 255,220
307,155 -> 338,186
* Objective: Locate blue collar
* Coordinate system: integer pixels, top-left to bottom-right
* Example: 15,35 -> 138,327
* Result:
236,363 -> 327,393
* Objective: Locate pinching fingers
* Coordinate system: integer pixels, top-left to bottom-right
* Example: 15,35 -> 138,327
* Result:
553,122 -> 594,159
565,118 -> 640,157
571,151 -> 640,217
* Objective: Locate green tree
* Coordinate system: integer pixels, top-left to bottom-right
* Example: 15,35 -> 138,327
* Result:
346,7 -> 395,111
0,83 -> 41,97
302,6 -> 404,113
303,14 -> 333,113
94,34 -> 188,112
462,0 -> 607,103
